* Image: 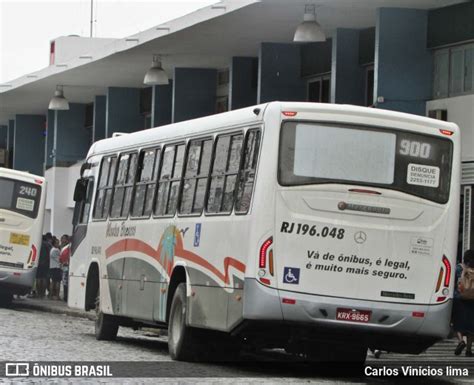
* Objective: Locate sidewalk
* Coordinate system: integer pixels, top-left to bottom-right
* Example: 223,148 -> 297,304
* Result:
12,296 -> 95,320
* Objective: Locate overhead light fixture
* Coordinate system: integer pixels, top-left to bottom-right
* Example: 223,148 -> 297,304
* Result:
293,4 -> 326,42
48,85 -> 69,110
144,55 -> 169,85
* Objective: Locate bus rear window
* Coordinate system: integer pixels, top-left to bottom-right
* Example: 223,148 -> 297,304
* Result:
0,178 -> 41,218
279,122 -> 453,204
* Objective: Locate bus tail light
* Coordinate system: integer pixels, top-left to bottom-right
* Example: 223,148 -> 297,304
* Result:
30,245 -> 37,263
412,311 -> 425,318
442,255 -> 451,287
27,245 -> 37,267
259,237 -> 273,268
439,129 -> 454,136
282,111 -> 297,117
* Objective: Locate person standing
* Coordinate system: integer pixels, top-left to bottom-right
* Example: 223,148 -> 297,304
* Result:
60,234 -> 71,302
35,235 -> 51,298
453,249 -> 474,357
49,238 -> 62,300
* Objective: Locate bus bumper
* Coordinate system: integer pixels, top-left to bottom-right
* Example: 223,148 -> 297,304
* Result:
242,278 -> 450,353
0,267 -> 36,295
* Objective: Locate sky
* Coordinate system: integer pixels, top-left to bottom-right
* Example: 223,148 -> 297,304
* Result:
0,0 -> 219,83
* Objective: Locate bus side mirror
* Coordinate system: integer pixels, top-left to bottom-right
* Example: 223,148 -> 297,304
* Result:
73,179 -> 88,202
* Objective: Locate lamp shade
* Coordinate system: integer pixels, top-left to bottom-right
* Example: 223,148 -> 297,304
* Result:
293,6 -> 326,42
48,87 -> 69,110
144,57 -> 169,85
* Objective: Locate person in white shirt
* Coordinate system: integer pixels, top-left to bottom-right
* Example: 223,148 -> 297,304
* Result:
49,238 -> 62,300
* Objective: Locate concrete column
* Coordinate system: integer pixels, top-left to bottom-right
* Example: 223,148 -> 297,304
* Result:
374,8 -> 432,115
258,43 -> 305,104
0,125 -> 7,148
172,68 -> 217,123
52,103 -> 90,167
106,87 -> 143,137
13,115 -> 45,176
331,29 -> 365,105
44,162 -> 81,236
45,110 -> 55,169
229,57 -> 258,110
151,83 -> 172,127
93,95 -> 106,142
0,125 -> 7,167
7,120 -> 14,167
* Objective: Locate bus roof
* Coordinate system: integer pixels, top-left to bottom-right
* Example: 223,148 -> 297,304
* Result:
88,101 -> 458,158
0,167 -> 45,182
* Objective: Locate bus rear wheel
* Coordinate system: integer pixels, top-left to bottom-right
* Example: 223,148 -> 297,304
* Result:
168,283 -> 200,361
0,292 -> 13,307
94,292 -> 119,341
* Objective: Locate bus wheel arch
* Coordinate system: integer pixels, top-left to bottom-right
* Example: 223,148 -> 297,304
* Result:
85,262 -> 99,311
166,265 -> 188,324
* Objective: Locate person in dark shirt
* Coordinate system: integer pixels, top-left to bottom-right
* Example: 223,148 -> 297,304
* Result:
453,249 -> 474,357
36,234 -> 51,298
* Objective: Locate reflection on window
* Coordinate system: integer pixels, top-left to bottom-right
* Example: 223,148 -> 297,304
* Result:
155,144 -> 185,216
235,129 -> 261,214
180,139 -> 213,215
207,133 -> 243,214
131,148 -> 160,218
93,156 -> 117,219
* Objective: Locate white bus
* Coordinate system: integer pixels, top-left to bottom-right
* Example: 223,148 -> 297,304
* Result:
0,168 -> 46,306
70,102 -> 460,362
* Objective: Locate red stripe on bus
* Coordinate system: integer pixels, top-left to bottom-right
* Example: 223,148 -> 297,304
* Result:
105,238 -> 246,285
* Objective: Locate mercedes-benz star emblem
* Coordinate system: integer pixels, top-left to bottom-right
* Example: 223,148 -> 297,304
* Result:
354,231 -> 367,244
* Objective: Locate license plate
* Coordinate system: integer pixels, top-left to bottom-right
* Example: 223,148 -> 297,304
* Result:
9,233 -> 30,246
336,308 -> 371,323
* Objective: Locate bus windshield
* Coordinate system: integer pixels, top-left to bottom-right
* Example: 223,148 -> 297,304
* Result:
279,122 -> 453,204
0,177 -> 41,218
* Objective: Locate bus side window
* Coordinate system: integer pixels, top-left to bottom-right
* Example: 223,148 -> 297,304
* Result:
93,156 -> 117,220
121,153 -> 138,218
207,132 -> 243,214
80,178 -> 95,224
155,144 -> 185,216
131,148 -> 159,218
110,154 -> 131,218
180,138 -> 213,215
235,129 -> 261,214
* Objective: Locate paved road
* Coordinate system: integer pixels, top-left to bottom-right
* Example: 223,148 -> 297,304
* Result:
0,302 -> 473,384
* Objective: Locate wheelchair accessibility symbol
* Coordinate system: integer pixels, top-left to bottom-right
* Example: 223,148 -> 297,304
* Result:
283,267 -> 300,284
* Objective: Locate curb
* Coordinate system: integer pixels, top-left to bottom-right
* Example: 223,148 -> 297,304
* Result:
13,299 -> 96,321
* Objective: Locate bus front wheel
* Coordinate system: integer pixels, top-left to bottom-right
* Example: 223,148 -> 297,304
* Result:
168,283 -> 199,361
94,293 -> 119,341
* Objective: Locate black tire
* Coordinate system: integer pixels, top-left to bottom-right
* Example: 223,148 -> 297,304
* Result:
94,289 -> 119,341
0,292 -> 13,307
168,283 -> 198,361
